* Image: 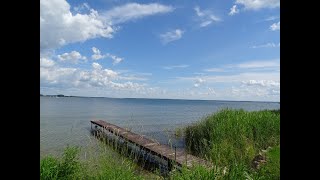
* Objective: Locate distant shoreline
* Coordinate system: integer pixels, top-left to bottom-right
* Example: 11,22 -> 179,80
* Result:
40,94 -> 280,103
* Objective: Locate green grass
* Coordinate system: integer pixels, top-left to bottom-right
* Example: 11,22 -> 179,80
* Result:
181,108 -> 280,179
40,146 -> 83,180
254,146 -> 280,180
40,144 -> 155,180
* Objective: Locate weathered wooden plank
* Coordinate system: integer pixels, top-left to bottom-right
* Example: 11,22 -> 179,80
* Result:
90,120 -> 211,168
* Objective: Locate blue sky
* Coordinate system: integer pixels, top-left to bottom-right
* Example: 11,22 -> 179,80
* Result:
40,0 -> 280,101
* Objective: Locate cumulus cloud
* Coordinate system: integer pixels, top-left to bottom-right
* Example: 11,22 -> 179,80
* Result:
40,57 -> 56,68
240,80 -> 280,98
107,53 -> 123,65
91,47 -> 123,65
40,1 -> 173,50
270,21 -> 280,31
235,0 -> 280,10
160,29 -> 184,44
229,5 -> 239,16
102,3 -> 174,24
92,62 -> 103,70
40,0 -> 114,50
58,51 -> 87,63
194,6 -> 221,27
91,47 -> 105,60
41,66 -> 78,86
40,59 -> 148,93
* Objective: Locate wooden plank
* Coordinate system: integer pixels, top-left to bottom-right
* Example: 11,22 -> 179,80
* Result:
90,120 -> 211,168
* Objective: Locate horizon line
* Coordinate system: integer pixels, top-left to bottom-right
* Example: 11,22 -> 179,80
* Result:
40,94 -> 280,103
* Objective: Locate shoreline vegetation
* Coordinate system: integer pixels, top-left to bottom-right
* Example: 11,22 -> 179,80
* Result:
40,109 -> 280,179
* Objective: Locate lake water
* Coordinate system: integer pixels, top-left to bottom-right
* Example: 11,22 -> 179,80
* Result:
40,96 -> 280,156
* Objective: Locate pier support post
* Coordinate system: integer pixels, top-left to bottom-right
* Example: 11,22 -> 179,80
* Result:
168,160 -> 173,171
175,146 -> 176,161
185,153 -> 187,166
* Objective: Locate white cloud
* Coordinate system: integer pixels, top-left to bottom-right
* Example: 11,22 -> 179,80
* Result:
40,59 -> 150,93
270,89 -> 280,95
234,60 -> 279,69
265,16 -> 279,21
229,5 -> 239,16
235,0 -> 280,10
204,59 -> 279,73
107,53 -> 123,65
241,80 -> 280,88
92,62 -> 103,70
103,3 -> 174,24
73,3 -> 90,13
58,51 -> 87,63
40,1 -> 173,51
109,81 -> 145,91
118,76 -> 148,81
116,71 -> 151,81
170,71 -> 279,101
194,6 -> 221,27
40,57 -> 56,68
194,78 -> 205,87
41,66 -> 78,86
251,42 -> 280,48
40,0 -> 114,50
92,47 -> 100,54
41,60 -> 280,100
197,78 -> 205,83
204,68 -> 225,72
91,47 -> 105,60
91,47 -> 123,65
163,64 -> 189,70
160,29 -> 184,44
270,21 -> 280,31
240,80 -> 280,98
177,72 -> 279,84
207,88 -> 216,95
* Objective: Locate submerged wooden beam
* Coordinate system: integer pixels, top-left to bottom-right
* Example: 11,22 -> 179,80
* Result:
90,120 -> 211,169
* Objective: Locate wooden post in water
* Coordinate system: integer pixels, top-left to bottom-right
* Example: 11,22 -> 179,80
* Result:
175,146 -> 176,161
185,152 -> 187,166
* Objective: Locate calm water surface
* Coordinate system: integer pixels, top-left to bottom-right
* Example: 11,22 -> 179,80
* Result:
40,97 -> 279,156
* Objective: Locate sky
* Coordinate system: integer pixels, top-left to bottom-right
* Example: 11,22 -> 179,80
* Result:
40,0 -> 280,102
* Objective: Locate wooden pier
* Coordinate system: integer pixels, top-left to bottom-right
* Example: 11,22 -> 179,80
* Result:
90,120 -> 211,169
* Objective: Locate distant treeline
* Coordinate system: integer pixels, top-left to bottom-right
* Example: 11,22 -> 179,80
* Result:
40,94 -> 77,97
